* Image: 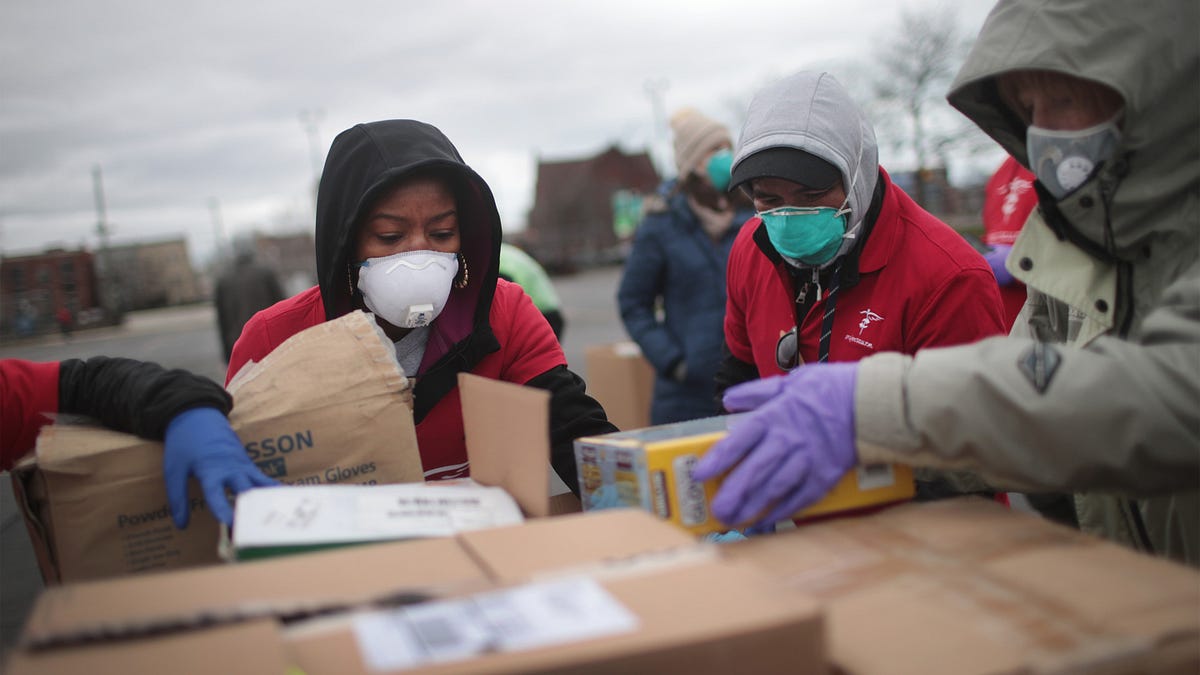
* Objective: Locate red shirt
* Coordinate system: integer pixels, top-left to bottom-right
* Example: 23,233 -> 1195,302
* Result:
1,359 -> 60,470
982,157 -> 1039,329
227,280 -> 565,481
725,170 -> 1006,375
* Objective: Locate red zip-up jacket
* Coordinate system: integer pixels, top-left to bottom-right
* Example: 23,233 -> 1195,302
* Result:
723,169 -> 1006,378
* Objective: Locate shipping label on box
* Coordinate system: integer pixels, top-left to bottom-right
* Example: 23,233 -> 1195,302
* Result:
575,415 -> 915,535
351,576 -> 640,671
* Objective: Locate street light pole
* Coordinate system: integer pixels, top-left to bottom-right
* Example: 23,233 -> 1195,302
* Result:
92,164 -> 122,321
299,109 -> 325,221
643,78 -> 670,178
209,197 -> 228,264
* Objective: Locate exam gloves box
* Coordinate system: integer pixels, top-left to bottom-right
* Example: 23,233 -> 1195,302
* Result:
11,311 -> 426,584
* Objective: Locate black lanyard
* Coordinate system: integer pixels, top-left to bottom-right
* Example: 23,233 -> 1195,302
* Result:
817,261 -> 842,363
790,260 -> 842,365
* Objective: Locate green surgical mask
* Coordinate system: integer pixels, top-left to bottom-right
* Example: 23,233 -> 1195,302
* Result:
706,149 -> 733,192
759,205 -> 849,265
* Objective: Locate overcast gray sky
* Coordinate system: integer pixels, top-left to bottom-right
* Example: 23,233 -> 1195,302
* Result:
1,0 -> 1000,264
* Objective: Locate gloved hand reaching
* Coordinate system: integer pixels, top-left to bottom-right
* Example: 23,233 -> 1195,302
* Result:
691,363 -> 859,530
163,407 -> 278,528
984,244 -> 1015,287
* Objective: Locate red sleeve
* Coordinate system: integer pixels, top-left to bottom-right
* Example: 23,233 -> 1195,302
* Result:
723,230 -> 755,363
908,267 -> 1008,350
226,311 -> 275,385
1,359 -> 60,470
491,280 -> 567,384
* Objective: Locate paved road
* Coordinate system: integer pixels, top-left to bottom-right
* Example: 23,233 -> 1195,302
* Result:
0,264 -> 630,658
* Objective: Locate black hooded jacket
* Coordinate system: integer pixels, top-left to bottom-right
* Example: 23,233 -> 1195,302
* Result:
309,120 -> 614,493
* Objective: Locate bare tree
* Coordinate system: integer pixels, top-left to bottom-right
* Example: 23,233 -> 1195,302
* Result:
870,7 -> 987,207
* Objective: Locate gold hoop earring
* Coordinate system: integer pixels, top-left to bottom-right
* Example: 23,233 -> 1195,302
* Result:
347,265 -> 355,295
455,253 -> 469,289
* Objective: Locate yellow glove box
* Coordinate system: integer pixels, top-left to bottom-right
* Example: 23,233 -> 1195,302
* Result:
573,415 -> 914,536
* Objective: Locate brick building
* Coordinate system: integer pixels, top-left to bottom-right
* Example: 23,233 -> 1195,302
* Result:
524,146 -> 660,271
1,248 -> 100,337
105,238 -> 203,311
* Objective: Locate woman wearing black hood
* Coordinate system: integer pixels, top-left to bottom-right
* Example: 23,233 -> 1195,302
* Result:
228,120 -> 615,494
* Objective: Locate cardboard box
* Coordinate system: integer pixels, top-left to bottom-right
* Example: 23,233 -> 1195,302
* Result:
6,621 -> 289,675
8,531 -> 495,675
574,414 -> 915,535
584,341 -> 655,431
721,497 -> 1200,674
9,510 -> 826,675
11,311 -> 427,583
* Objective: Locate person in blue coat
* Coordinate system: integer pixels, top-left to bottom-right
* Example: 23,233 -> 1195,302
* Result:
618,108 -> 754,425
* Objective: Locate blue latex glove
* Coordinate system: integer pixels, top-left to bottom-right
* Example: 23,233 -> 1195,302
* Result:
691,363 -> 858,530
163,407 -> 278,528
984,244 -> 1015,287
704,530 -> 748,544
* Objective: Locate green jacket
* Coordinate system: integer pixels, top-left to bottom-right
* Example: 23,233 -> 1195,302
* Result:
853,0 -> 1200,565
498,243 -> 561,313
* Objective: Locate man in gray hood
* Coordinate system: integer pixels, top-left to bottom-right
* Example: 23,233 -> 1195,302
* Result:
711,70 -> 1006,501
694,0 -> 1199,566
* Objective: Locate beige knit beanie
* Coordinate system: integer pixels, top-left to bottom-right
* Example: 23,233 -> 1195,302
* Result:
670,108 -> 731,178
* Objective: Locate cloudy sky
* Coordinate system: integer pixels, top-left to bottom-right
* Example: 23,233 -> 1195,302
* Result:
1,0 -> 1002,264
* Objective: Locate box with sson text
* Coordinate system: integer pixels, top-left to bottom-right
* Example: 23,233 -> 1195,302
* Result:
574,415 -> 915,535
10,311 -> 427,584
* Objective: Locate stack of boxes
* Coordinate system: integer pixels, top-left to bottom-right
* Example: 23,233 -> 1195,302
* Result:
5,330 -> 1198,673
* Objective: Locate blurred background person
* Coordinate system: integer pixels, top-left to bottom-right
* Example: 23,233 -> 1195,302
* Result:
55,305 -> 74,340
498,241 -> 566,341
982,155 -> 1038,330
618,108 -> 753,425
215,239 -> 285,364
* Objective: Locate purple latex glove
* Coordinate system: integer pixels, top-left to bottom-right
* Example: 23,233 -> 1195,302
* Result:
163,407 -> 278,528
691,363 -> 858,530
984,244 -> 1015,287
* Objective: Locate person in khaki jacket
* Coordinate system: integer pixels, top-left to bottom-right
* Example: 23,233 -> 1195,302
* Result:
693,0 -> 1199,567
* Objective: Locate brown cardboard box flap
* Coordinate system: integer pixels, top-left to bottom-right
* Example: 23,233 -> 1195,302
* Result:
458,508 -> 697,582
228,309 -> 413,420
458,373 -> 550,518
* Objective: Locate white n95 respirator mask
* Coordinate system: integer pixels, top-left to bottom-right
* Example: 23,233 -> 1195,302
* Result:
356,250 -> 458,328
